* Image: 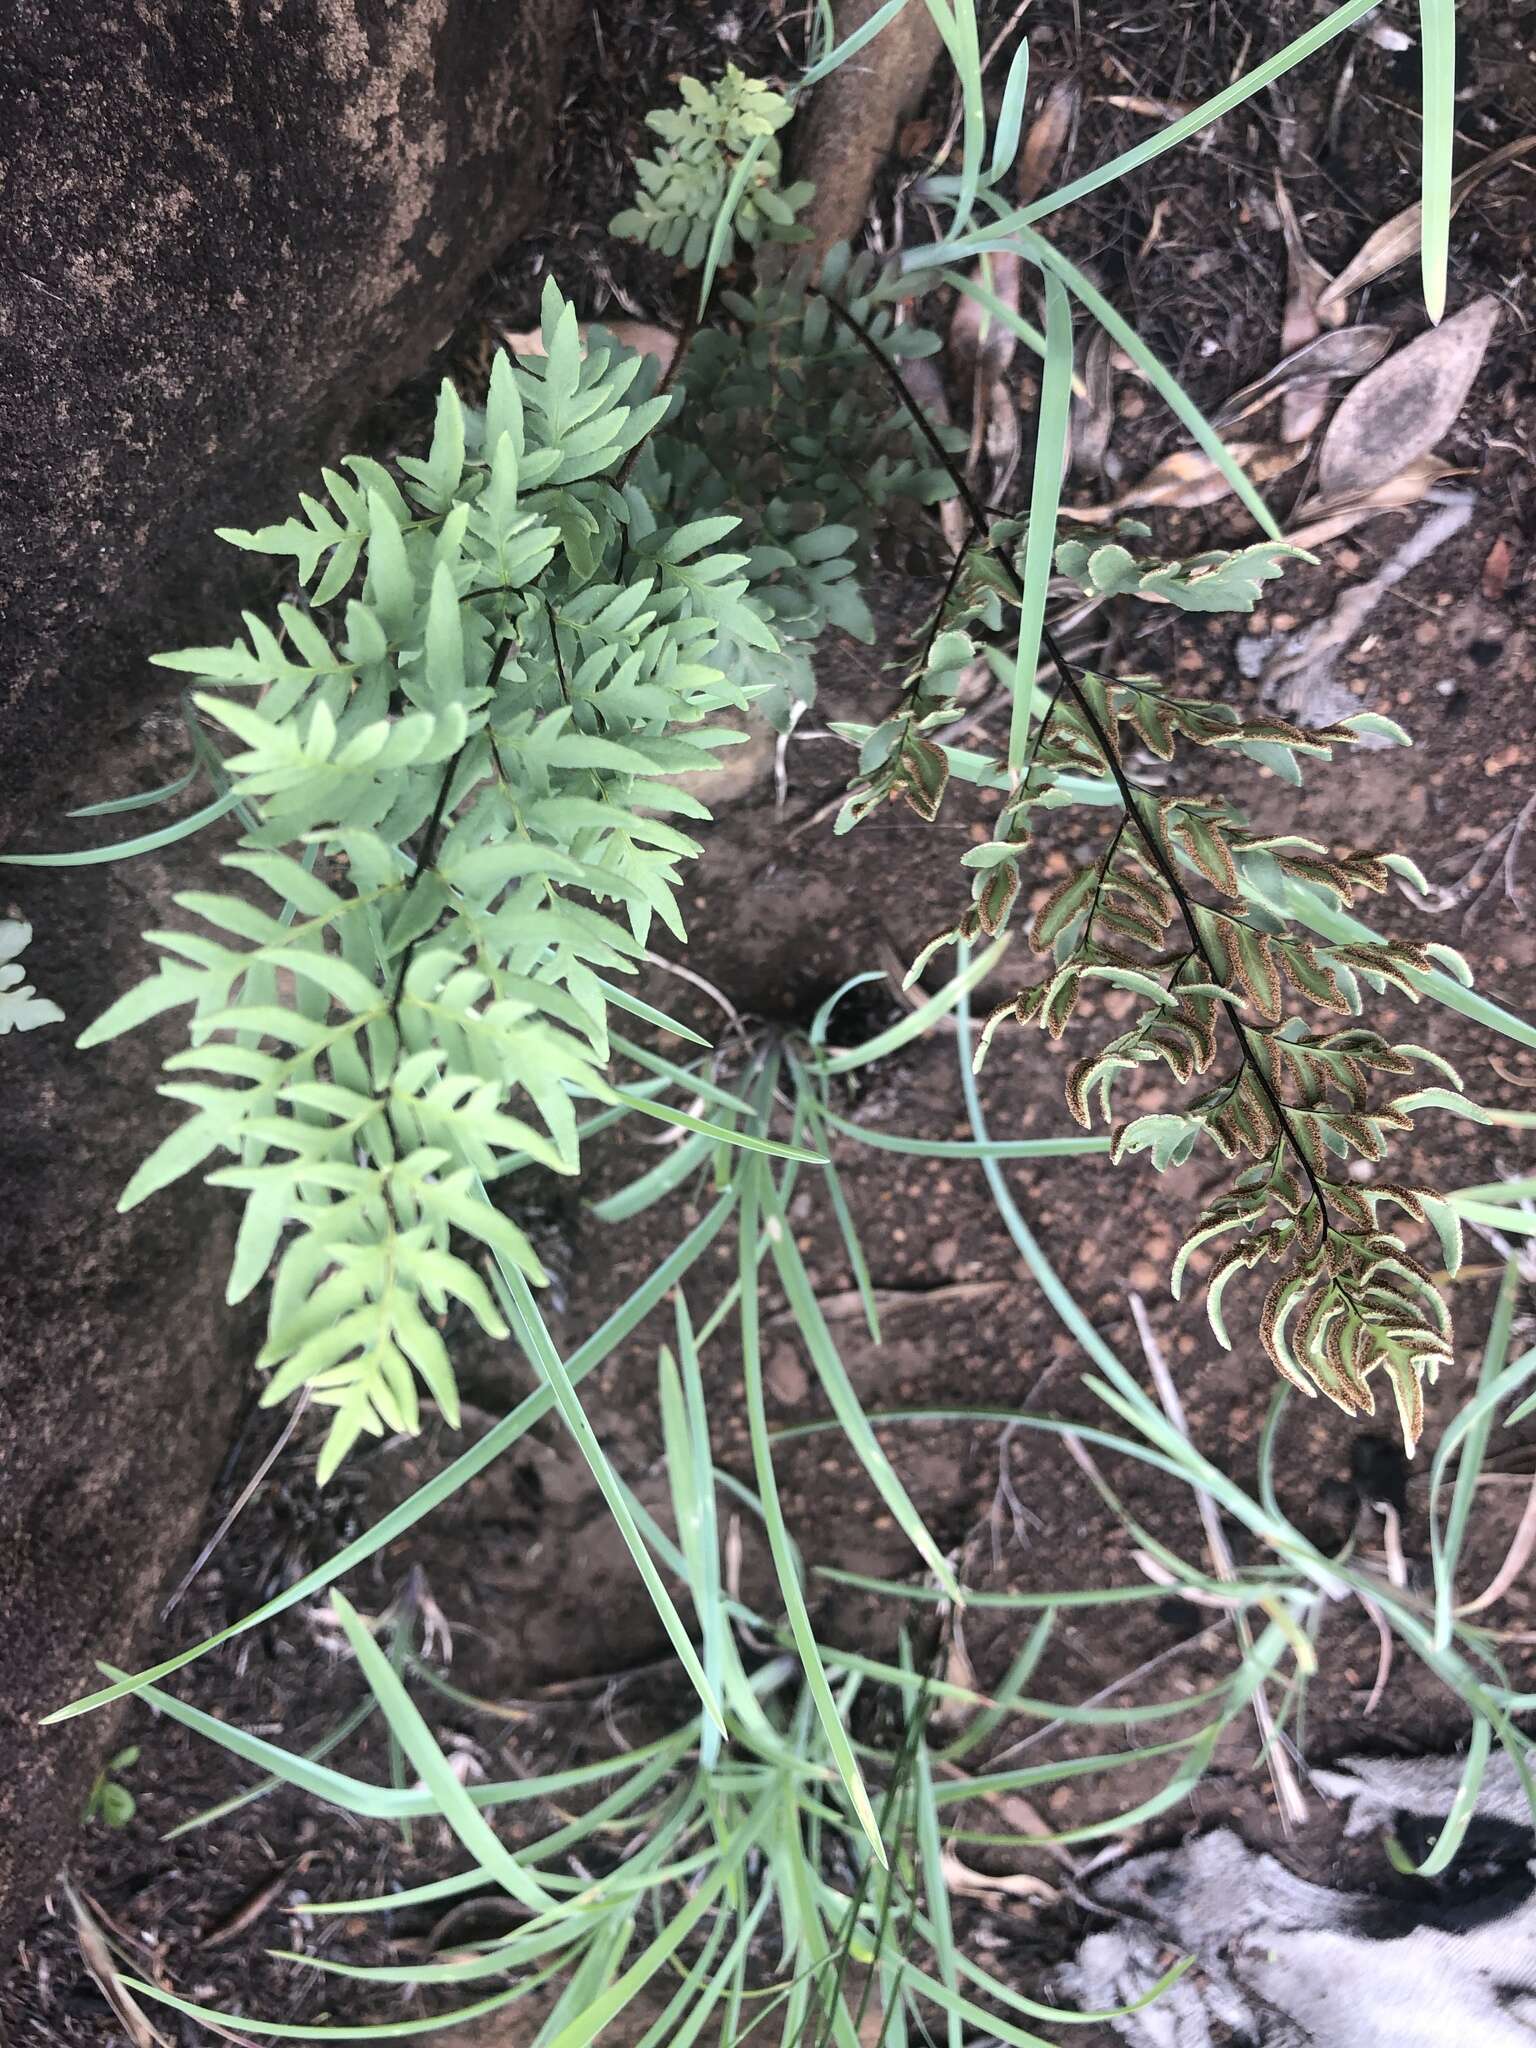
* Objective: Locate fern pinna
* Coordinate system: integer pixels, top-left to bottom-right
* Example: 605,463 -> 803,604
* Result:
838,484 -> 1484,1449
84,282 -> 774,1480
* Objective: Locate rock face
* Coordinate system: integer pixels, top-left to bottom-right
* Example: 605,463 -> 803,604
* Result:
1,0 -> 573,814
0,0 -> 572,1967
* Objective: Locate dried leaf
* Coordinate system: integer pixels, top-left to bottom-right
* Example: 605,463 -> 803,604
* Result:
1136,195 -> 1171,263
1214,326 -> 1393,433
1275,173 -> 1340,342
498,318 -> 680,373
1315,296 -> 1499,496
948,253 -> 1021,383
1273,172 -> 1343,439
940,1849 -> 1060,1904
1318,137 -> 1536,313
66,1884 -> 168,2048
1284,456 -> 1465,550
981,373 -> 1023,498
1482,534 -> 1516,602
1097,92 -> 1193,119
1065,443 -> 1304,524
1018,80 -> 1078,204
1072,325 -> 1115,479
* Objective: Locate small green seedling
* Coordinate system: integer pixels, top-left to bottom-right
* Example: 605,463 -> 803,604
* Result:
83,1746 -> 139,1829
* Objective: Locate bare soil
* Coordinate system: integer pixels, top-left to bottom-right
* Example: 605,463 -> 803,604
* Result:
8,1 -> 1536,2042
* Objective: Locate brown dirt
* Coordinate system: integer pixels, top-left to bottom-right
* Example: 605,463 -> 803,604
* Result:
8,0 -> 1536,2042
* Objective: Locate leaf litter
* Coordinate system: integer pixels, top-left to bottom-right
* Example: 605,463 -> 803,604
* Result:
1315,295 -> 1500,495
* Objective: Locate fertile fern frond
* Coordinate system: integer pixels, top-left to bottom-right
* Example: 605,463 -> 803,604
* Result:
832,416 -> 1480,1446
85,278 -> 757,1478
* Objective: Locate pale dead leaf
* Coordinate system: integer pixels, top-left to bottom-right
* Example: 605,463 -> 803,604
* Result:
1315,296 -> 1500,497
947,253 -> 1024,495
1317,137 -> 1536,313
1136,196 -> 1171,264
1072,325 -> 1115,479
66,1884 -> 169,2048
498,318 -> 680,373
1065,442 -> 1304,524
1213,325 -> 1392,434
1273,172 -> 1342,439
1284,456 -> 1466,550
939,1849 -> 1060,1905
1018,79 -> 1078,204
948,253 -> 1022,383
929,1626 -> 982,1733
1275,173 -> 1340,342
1096,92 -> 1193,119
981,372 -> 1023,498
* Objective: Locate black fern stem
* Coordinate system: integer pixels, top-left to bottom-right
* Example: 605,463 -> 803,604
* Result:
815,284 -> 1337,1233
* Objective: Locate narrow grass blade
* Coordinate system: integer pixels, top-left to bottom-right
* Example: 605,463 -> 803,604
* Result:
901,1950 -> 1193,2042
594,977 -> 710,1047
0,787 -> 242,866
1015,228 -> 1282,538
1451,1198 -> 1536,1238
328,1594 -> 557,1911
590,1128 -> 713,1223
612,1086 -> 824,1163
610,1031 -> 775,1117
698,135 -> 770,319
939,264 -> 1049,366
1418,0 -> 1455,322
923,0 -> 983,240
68,765 -> 199,818
799,0 -> 913,88
939,1612 -> 1053,1762
659,1325 -> 725,1766
932,1734 -> 1208,1805
1247,870 -> 1536,1051
103,1666 -> 417,1820
1008,267 -> 1073,772
809,970 -> 887,1048
763,1174 -> 961,1602
911,1706 -> 963,2048
797,1097 -> 882,1342
817,1565 -> 1177,1613
821,933 -> 1008,1073
740,1156 -> 887,1864
926,0 -> 1382,240
987,34 -> 1031,185
544,1794 -> 772,2048
46,1192 -> 738,1721
1405,1715 -> 1490,1876
492,1251 -> 727,1738
118,1979 -> 533,2039
817,1101 -> 1109,1159
162,1698 -> 375,1839
1432,1258 -> 1523,1647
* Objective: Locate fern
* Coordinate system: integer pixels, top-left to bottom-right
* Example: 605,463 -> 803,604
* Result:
636,251 -> 957,721
84,280 -> 757,1480
610,64 -> 814,271
828,331 -> 1481,1450
0,918 -> 64,1034
609,81 -> 958,728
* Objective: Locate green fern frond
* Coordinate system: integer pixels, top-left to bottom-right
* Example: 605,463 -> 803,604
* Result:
85,277 -> 763,1478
